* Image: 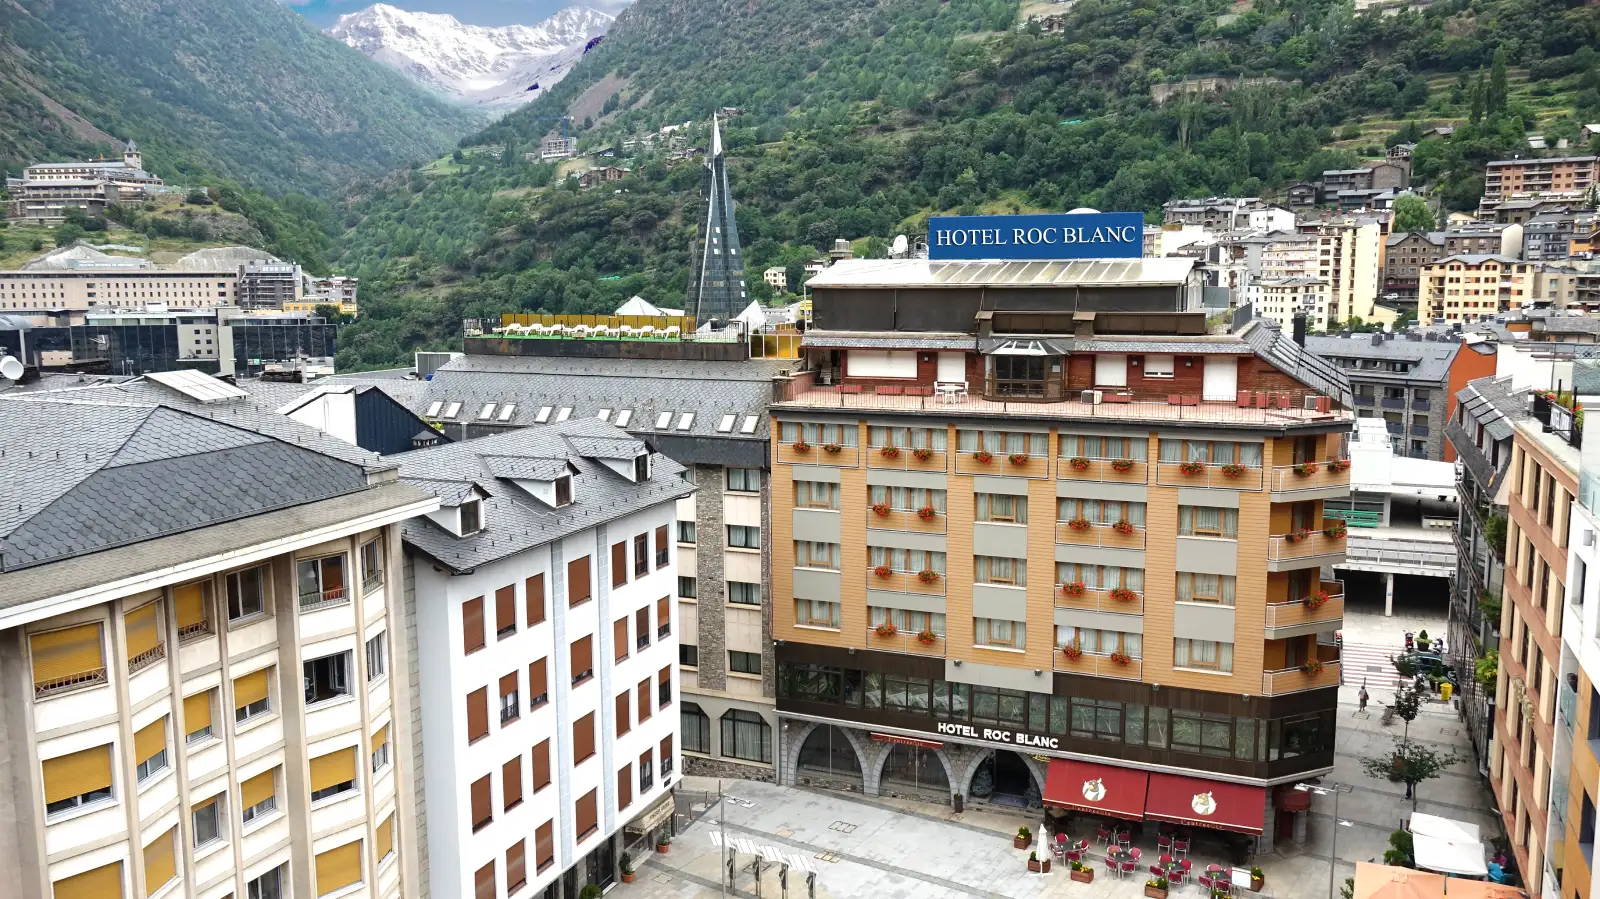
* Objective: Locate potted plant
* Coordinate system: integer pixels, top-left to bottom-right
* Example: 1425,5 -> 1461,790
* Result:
1069,456 -> 1092,471
873,564 -> 893,579
1285,528 -> 1310,544
1302,659 -> 1326,676
1328,458 -> 1351,473
871,502 -> 892,518
1109,649 -> 1132,666
1070,861 -> 1095,884
1014,826 -> 1032,850
1250,866 -> 1265,890
1110,586 -> 1138,603
1417,629 -> 1431,652
620,852 -> 636,884
1008,452 -> 1030,465
912,447 -> 935,461
1028,851 -> 1051,873
1293,461 -> 1319,477
1061,643 -> 1083,661
1178,460 -> 1206,476
1221,463 -> 1246,479
1146,877 -> 1170,899
874,621 -> 898,638
917,505 -> 938,521
1212,887 -> 1232,899
823,442 -> 843,454
1304,589 -> 1331,610
917,629 -> 939,645
917,569 -> 940,584
973,450 -> 994,464
1068,516 -> 1092,532
792,440 -> 812,453
1323,521 -> 1348,539
879,445 -> 900,459
1061,581 -> 1086,597
1112,519 -> 1136,535
1111,458 -> 1136,473
656,835 -> 671,854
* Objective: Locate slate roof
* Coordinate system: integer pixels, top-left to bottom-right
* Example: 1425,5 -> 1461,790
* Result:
394,417 -> 694,572
1303,335 -> 1459,385
0,401 -> 370,572
1451,375 -> 1530,493
1238,320 -> 1354,407
315,374 -> 432,414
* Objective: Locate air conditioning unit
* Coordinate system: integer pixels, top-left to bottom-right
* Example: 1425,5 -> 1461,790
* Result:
1303,396 -> 1320,411
1082,390 -> 1102,405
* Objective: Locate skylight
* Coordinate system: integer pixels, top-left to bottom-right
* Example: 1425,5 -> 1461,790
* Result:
597,408 -> 612,422
478,403 -> 497,420
442,402 -> 463,420
655,411 -> 673,429
676,412 -> 695,431
717,414 -> 736,433
615,410 -> 633,427
426,401 -> 443,418
739,415 -> 759,434
497,404 -> 517,422
556,407 -> 572,422
535,406 -> 552,423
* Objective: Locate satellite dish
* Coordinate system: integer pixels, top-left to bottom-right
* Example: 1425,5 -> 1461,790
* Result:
0,356 -> 23,381
890,235 -> 908,257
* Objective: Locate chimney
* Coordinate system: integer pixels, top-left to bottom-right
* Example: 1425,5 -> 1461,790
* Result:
1370,331 -> 1383,347
1292,311 -> 1307,347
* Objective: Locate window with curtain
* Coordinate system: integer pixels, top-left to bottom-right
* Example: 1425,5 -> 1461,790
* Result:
868,547 -> 946,574
974,555 -> 1025,586
956,430 -> 1048,455
1178,506 -> 1239,538
1059,435 -> 1146,460
681,702 -> 711,753
1173,639 -> 1234,672
1055,627 -> 1142,657
780,422 -> 857,446
720,710 -> 772,763
1057,499 -> 1146,526
1055,564 -> 1145,592
868,426 -> 947,450
974,493 -> 1027,523
794,481 -> 840,510
1158,439 -> 1262,466
793,541 -> 841,570
868,607 -> 947,634
1175,573 -> 1236,606
973,617 -> 1026,649
867,486 -> 947,512
794,600 -> 841,628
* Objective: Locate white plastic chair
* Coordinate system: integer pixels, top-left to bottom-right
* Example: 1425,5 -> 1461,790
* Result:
619,325 -> 638,339
571,325 -> 592,338
663,325 -> 681,339
603,326 -> 621,338
639,325 -> 657,339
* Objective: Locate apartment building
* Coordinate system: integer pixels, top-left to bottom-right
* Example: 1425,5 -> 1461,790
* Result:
1485,157 -> 1599,202
393,418 -> 689,899
414,344 -> 789,778
0,269 -> 238,316
0,379 -> 438,899
1262,222 -> 1381,327
1255,277 -> 1329,333
1423,255 -> 1539,324
5,141 -> 163,223
770,248 -> 1352,846
1383,232 -> 1446,301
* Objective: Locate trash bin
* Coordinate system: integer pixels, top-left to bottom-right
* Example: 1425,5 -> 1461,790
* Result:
1441,682 -> 1453,702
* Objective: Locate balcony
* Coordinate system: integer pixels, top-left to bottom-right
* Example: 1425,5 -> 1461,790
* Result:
1155,461 -> 1263,490
1056,456 -> 1149,485
1267,528 -> 1347,570
1355,395 -> 1376,407
866,445 -> 948,473
1054,520 -> 1147,550
1055,584 -> 1145,616
1262,660 -> 1342,695
1412,398 -> 1432,412
863,627 -> 947,658
1054,648 -> 1143,681
1411,422 -> 1430,437
954,450 -> 1049,479
776,441 -> 859,467
866,506 -> 947,535
1263,586 -> 1345,638
1532,393 -> 1583,451
299,586 -> 349,613
1268,460 -> 1351,498
866,569 -> 945,596
1381,397 -> 1406,409
1560,678 -> 1579,737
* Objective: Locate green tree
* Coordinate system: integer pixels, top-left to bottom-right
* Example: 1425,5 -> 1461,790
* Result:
1488,48 -> 1509,117
1469,73 -> 1486,124
1383,828 -> 1415,867
1392,195 -> 1435,232
1362,738 -> 1463,806
54,222 -> 84,247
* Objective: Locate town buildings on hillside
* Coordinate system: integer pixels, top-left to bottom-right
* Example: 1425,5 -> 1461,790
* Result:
5,141 -> 164,223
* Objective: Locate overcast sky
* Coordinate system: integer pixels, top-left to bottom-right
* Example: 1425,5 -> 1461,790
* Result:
283,0 -> 629,28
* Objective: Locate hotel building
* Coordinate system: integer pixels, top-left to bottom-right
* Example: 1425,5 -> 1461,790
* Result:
393,418 -> 690,899
0,374 -> 438,899
768,252 -> 1354,847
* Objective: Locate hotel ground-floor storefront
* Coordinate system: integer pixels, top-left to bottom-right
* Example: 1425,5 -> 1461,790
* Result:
774,645 -> 1337,852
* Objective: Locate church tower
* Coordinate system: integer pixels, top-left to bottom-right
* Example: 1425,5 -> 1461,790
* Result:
122,139 -> 142,171
685,113 -> 746,325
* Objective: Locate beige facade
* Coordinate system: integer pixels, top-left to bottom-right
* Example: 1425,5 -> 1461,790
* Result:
0,270 -> 238,315
1262,222 -> 1380,326
1256,277 -> 1330,332
1485,156 -> 1599,201
1421,256 -> 1573,324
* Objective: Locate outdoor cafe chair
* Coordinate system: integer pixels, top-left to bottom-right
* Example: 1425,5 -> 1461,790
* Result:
1173,838 -> 1190,858
1121,861 -> 1138,879
1104,856 -> 1120,878
1095,827 -> 1110,846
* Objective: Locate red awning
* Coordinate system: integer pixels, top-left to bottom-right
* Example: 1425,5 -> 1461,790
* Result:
870,732 -> 942,750
1042,759 -> 1149,821
1144,773 -> 1266,834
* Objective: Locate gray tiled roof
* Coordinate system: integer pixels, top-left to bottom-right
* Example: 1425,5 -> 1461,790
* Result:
393,417 -> 694,572
803,331 -> 976,351
315,375 -> 432,414
1303,335 -> 1459,385
563,435 -> 648,460
0,403 -> 370,572
1239,321 -> 1354,406
1452,375 -> 1530,491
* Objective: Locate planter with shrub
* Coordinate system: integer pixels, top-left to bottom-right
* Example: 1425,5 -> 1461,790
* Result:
1014,826 -> 1032,850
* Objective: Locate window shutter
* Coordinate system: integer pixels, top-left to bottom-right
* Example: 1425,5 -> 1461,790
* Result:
661,733 -> 673,765
143,827 -> 176,893
240,769 -> 275,809
507,839 -> 527,890
655,525 -> 669,567
315,840 -> 364,896
613,617 -> 628,661
462,597 -> 485,653
471,775 -> 492,829
573,712 -> 594,762
535,820 -> 554,870
233,668 -> 269,710
611,542 -> 628,587
50,862 -> 122,899
174,582 -> 208,629
616,691 -> 631,736
571,636 -> 592,681
499,671 -> 518,703
125,601 -> 161,660
377,814 -> 394,861
42,744 -> 112,804
529,658 -> 547,705
184,692 -> 212,737
618,763 -> 633,809
567,556 -> 591,605
474,861 -> 496,899
30,623 -> 104,690
373,724 -> 389,753
526,574 -> 545,625
467,687 -> 488,742
575,789 -> 598,840
532,740 -> 551,791
638,680 -> 651,721
657,596 -> 670,633
503,756 -> 522,809
134,716 -> 167,765
309,747 -> 355,793
495,586 -> 515,635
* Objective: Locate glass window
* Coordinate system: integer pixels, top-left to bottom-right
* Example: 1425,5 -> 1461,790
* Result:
297,555 -> 347,607
728,525 -> 761,549
679,644 -> 699,667
1175,573 -> 1236,606
1057,498 -> 1146,526
974,555 -> 1025,586
867,485 -> 947,513
677,521 -> 696,544
726,468 -> 762,492
1173,639 -> 1234,672
794,599 -> 841,628
728,582 -> 761,605
795,480 -> 841,510
1178,506 -> 1238,538
780,422 -> 858,447
682,703 -> 710,754
303,652 -> 351,706
366,634 -> 386,681
974,493 -> 1026,523
973,617 -> 1026,650
794,541 -> 840,569
957,430 -> 1048,456
868,425 -> 947,450
720,710 -> 772,763
883,675 -> 933,713
678,576 -> 697,599
1124,704 -> 1145,745
1059,434 -> 1146,460
729,651 -> 761,675
193,796 -> 223,847
971,687 -> 1027,726
868,606 -> 946,635
867,546 -> 945,574
1055,563 -> 1144,592
360,538 -> 384,590
227,566 -> 266,621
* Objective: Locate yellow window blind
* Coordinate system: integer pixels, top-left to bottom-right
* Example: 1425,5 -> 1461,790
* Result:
309,747 -> 356,794
315,840 -> 363,896
134,717 -> 167,765
42,744 -> 112,805
125,601 -> 161,660
377,813 -> 394,861
233,669 -> 269,710
143,826 -> 176,893
29,624 -> 104,690
240,769 -> 275,809
174,581 -> 208,629
50,861 -> 122,899
184,692 -> 212,738
373,724 -> 389,751
192,792 -> 219,814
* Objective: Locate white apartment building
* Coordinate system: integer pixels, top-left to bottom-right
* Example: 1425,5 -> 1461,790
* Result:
395,418 -> 691,899
1255,276 -> 1330,332
0,382 -> 437,899
1260,222 -> 1381,327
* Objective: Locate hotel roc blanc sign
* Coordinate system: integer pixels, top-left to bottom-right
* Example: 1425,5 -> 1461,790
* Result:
927,212 -> 1144,261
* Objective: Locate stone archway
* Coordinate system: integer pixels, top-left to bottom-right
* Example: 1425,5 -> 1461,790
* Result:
871,740 -> 956,800
795,724 -> 868,792
963,747 -> 1048,808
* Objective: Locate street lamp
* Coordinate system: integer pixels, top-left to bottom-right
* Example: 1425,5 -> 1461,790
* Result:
1297,782 -> 1355,899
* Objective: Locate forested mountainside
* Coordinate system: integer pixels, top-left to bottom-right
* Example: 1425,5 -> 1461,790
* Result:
330,0 -> 1600,370
0,0 -> 479,196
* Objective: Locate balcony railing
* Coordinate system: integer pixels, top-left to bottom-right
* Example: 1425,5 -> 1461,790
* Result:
177,619 -> 214,644
1056,456 -> 1150,484
129,642 -> 167,674
866,507 -> 947,534
1532,393 -> 1583,450
1268,460 -> 1351,494
1381,397 -> 1406,409
1560,680 -> 1579,736
1054,521 -> 1147,550
1262,661 -> 1342,695
363,573 -> 384,594
1155,462 -> 1264,490
34,667 -> 108,697
1413,398 -> 1432,411
1266,529 -> 1347,563
1264,587 -> 1345,631
866,569 -> 946,596
866,445 -> 949,472
1054,649 -> 1143,681
1355,395 -> 1376,407
299,586 -> 349,612
1055,584 -> 1145,615
864,627 -> 947,658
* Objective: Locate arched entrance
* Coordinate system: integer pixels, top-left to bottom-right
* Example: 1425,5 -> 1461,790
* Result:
969,749 -> 1041,808
795,724 -> 864,790
879,743 -> 950,800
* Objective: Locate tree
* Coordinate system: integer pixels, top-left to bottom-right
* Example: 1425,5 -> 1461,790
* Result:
1392,195 -> 1435,233
1362,738 -> 1463,806
1383,828 -> 1415,867
1386,668 -> 1427,743
1469,73 -> 1486,124
54,222 -> 85,247
1488,48 -> 1509,117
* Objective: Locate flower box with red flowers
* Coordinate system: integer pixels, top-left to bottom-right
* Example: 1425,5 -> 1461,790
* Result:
792,441 -> 812,453
1069,456 -> 1092,471
1301,659 -> 1325,676
1067,517 -> 1092,532
916,629 -> 938,645
1109,650 -> 1132,666
1293,462 -> 1319,477
1303,590 -> 1330,610
823,443 -> 843,454
871,502 -> 891,518
1327,458 -> 1351,474
1008,452 -> 1030,466
912,448 -> 934,461
917,506 -> 938,521
1111,459 -> 1136,473
873,622 -> 898,638
1109,587 -> 1137,603
1284,529 -> 1310,544
879,445 -> 900,459
1178,460 -> 1206,476
1061,581 -> 1086,597
1061,644 -> 1083,661
1221,463 -> 1246,479
916,569 -> 940,584
873,564 -> 893,579
972,450 -> 994,464
1112,520 -> 1136,536
1323,522 -> 1348,539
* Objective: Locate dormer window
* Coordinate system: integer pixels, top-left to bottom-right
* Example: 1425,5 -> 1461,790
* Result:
459,500 -> 482,536
634,454 -> 651,482
554,476 -> 573,508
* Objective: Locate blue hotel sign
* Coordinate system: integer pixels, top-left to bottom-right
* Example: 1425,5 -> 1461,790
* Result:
928,212 -> 1144,261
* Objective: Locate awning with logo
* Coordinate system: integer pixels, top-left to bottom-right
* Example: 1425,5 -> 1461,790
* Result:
1042,759 -> 1149,821
1143,773 -> 1266,834
625,793 -> 675,835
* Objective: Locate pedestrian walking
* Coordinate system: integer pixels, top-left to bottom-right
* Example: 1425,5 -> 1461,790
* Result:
1358,683 -> 1369,712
